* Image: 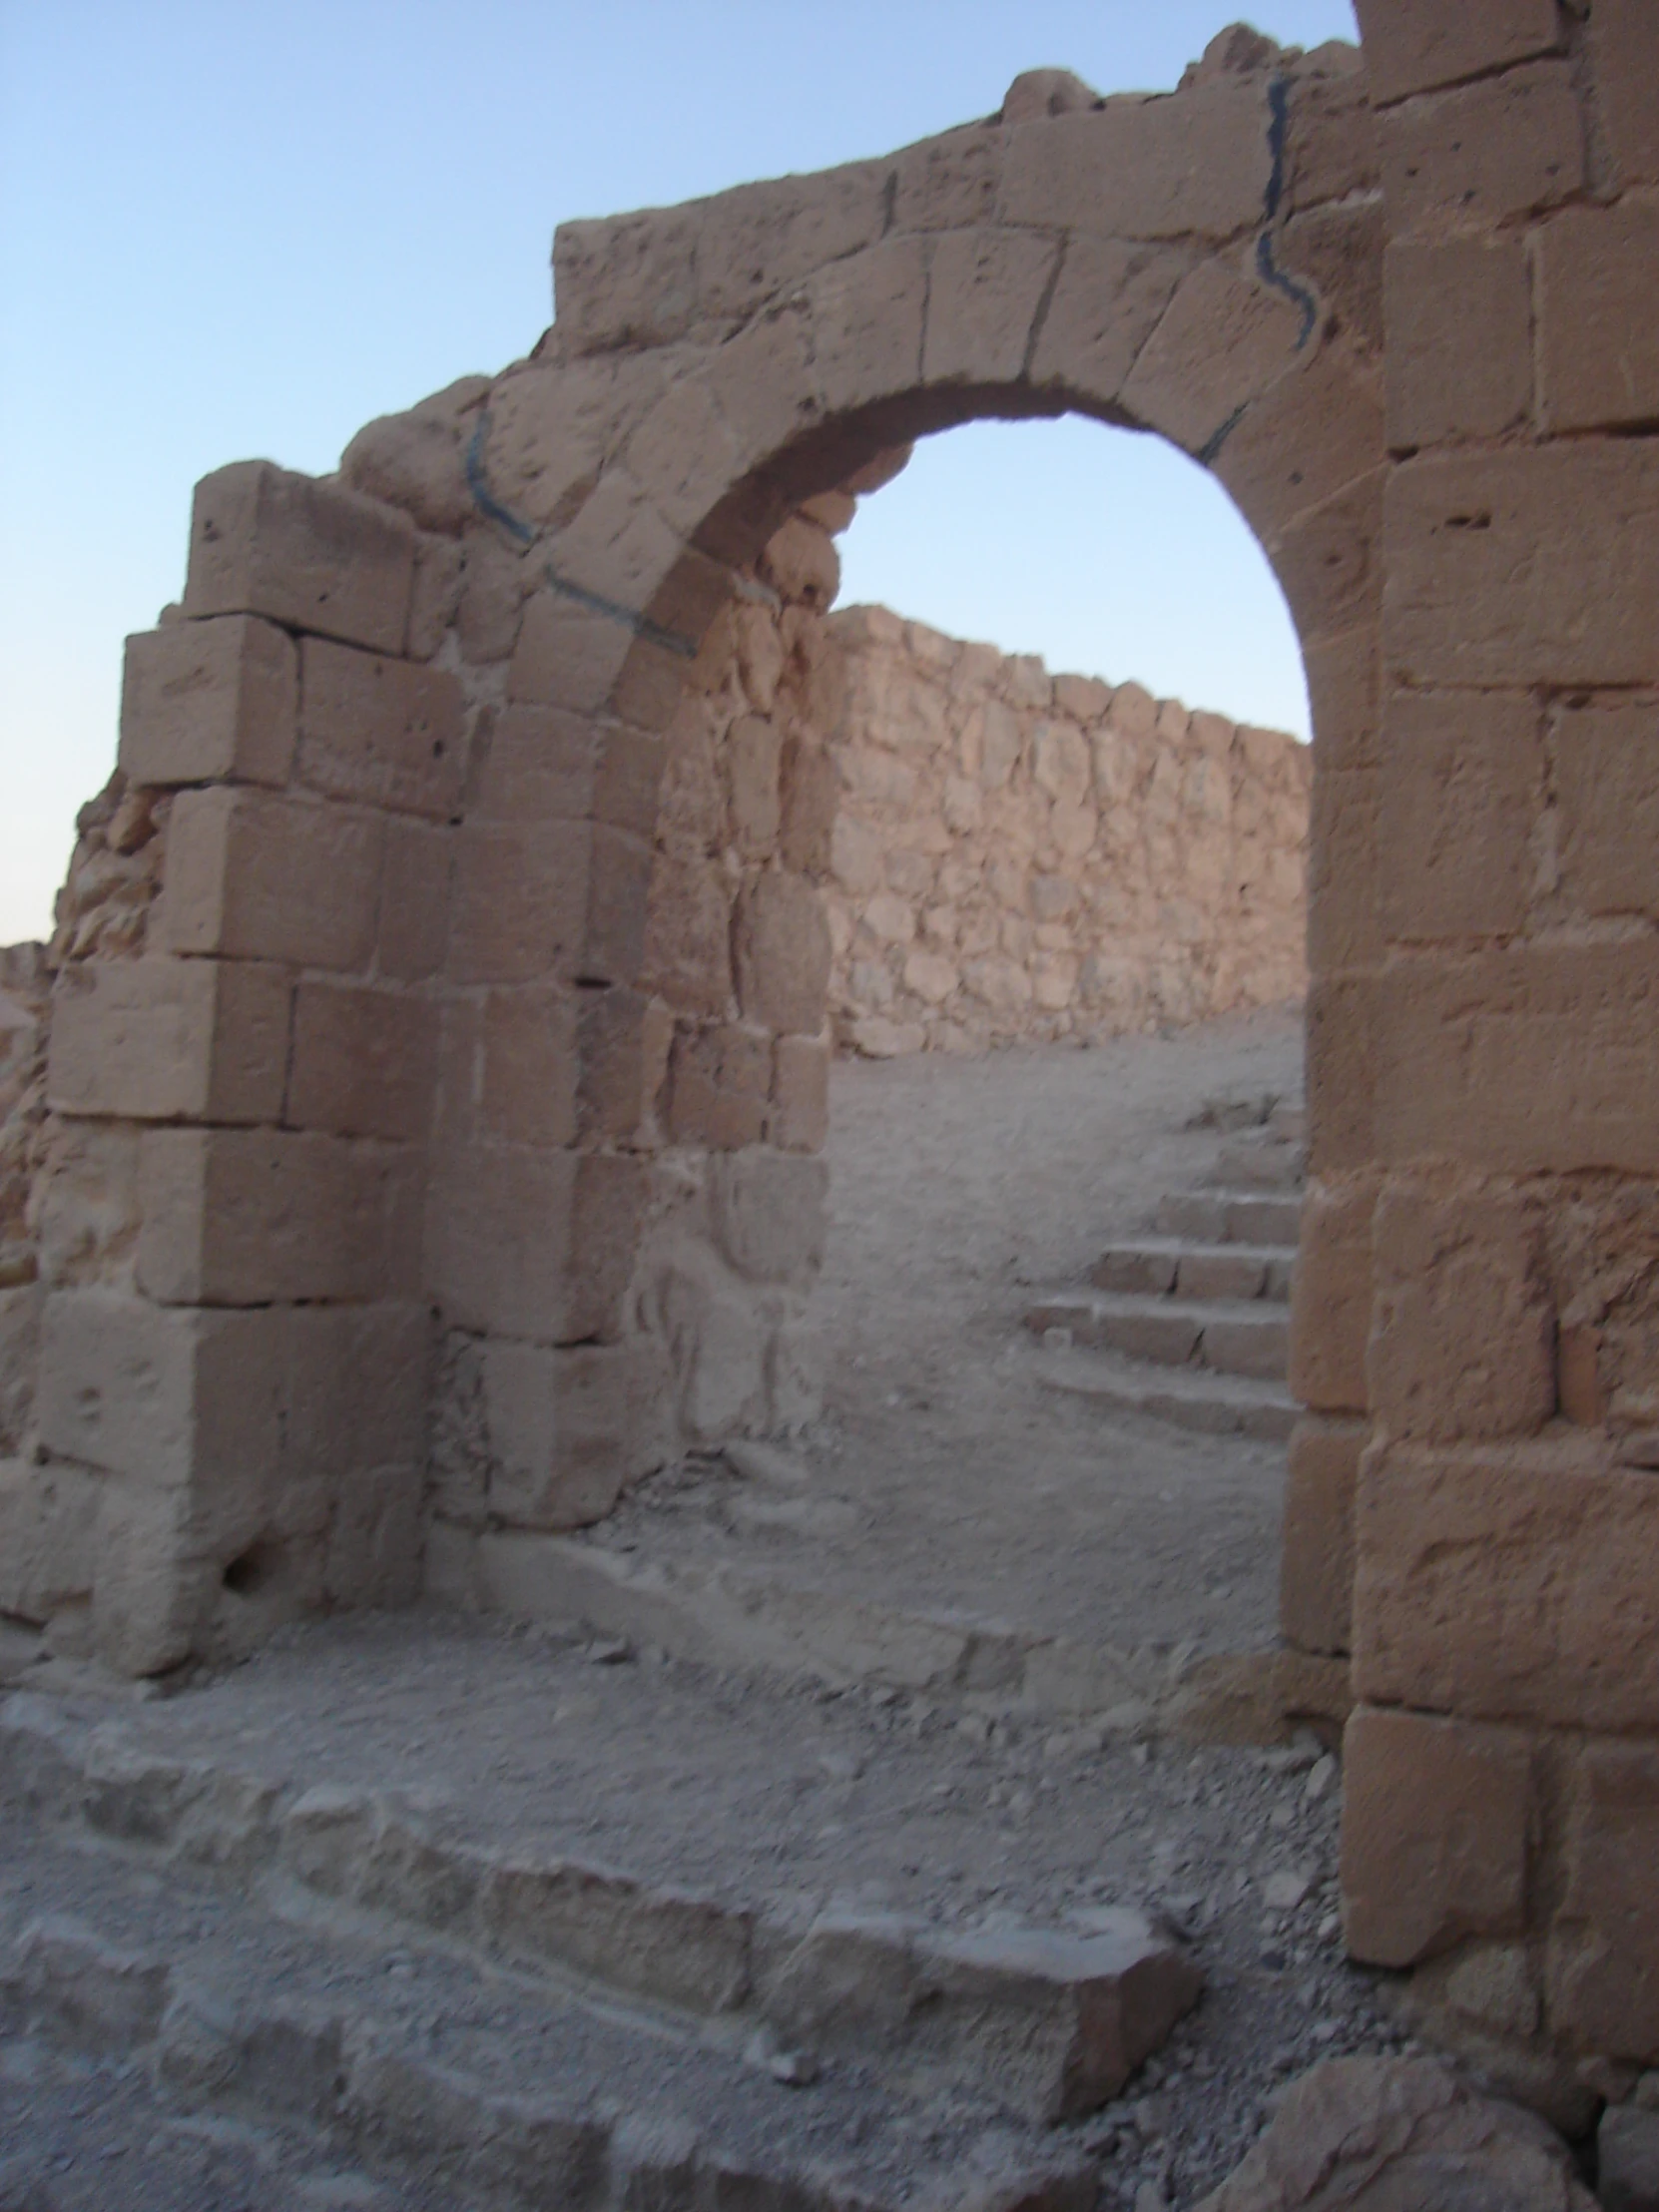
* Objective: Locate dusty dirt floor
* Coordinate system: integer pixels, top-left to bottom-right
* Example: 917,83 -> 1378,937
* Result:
604,1003 -> 1307,1669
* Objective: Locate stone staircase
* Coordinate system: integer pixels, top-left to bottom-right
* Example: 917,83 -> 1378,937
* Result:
1024,1103 -> 1305,1442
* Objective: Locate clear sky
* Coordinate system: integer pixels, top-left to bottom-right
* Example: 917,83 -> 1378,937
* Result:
0,0 -> 1359,945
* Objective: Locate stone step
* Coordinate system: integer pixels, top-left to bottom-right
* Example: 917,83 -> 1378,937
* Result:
1025,1292 -> 1290,1382
1269,1102 -> 1307,1145
1208,1137 -> 1306,1191
0,1692 -> 1199,2133
1031,1345 -> 1299,1443
455,1528 -> 1287,1739
1154,1189 -> 1303,1248
1090,1240 -> 1295,1304
0,1789 -> 1105,2208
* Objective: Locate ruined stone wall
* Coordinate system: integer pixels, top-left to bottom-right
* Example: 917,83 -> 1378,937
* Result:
826,607 -> 1309,1054
6,5 -> 1657,2097
427,496 -> 854,1607
1304,0 -> 1659,2099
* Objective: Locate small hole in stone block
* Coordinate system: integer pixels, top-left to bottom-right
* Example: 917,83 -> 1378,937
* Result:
222,1541 -> 282,1598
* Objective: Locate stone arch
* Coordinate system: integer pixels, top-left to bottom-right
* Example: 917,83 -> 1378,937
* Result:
13,30 -> 1385,1681
413,34 -> 1382,1579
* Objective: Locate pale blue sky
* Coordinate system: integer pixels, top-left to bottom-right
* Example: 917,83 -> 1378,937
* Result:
0,0 -> 1359,943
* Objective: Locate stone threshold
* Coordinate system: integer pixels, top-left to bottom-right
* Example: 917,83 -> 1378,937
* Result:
1,1688 -> 1199,2129
442,1518 -> 1344,1743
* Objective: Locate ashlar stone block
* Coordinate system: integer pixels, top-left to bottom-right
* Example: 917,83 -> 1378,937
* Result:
1382,242 -> 1532,449
1027,240 -> 1187,412
296,638 -> 465,821
1591,0 -> 1659,187
772,1034 -> 829,1155
1537,199 -> 1659,435
1368,1183 -> 1553,1441
920,227 -> 1061,389
1551,698 -> 1659,925
1354,1436 -> 1659,1732
1550,1743 -> 1659,2062
182,461 -> 414,656
480,1337 -> 671,1533
424,1145 -> 575,1344
119,615 -> 296,790
733,870 -> 830,1036
1377,62 -> 1583,236
1288,1175 -> 1374,1413
1341,1704 -> 1531,1968
1001,80 -> 1271,242
157,787 -> 381,972
1377,689 -> 1541,943
1384,443 -> 1659,689
285,980 -> 438,1144
1355,0 -> 1561,105
709,1149 -> 828,1287
1281,1414 -> 1365,1657
1119,259 -> 1305,460
47,957 -> 290,1126
137,1128 -> 421,1308
35,1291 -> 426,1501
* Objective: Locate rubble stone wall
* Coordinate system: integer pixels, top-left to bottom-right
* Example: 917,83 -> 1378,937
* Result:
3,0 -> 1656,2098
825,607 -> 1310,1055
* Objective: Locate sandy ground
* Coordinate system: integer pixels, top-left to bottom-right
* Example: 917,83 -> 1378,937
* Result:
610,1005 -> 1306,1666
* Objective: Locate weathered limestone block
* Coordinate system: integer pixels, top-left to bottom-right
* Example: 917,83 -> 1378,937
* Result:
771,1034 -> 829,1154
119,615 -> 297,790
640,851 -> 733,1018
1550,1743 -> 1659,2062
1377,689 -> 1539,943
295,639 -> 466,820
1341,1705 -> 1531,1967
479,1337 -> 672,1532
576,987 -> 663,1146
1590,0 -> 1659,189
29,1121 -> 143,1293
1385,443 -> 1659,689
1001,80 -> 1272,241
1120,260 -> 1306,458
1377,61 -> 1582,236
1383,241 -> 1532,448
425,1146 -> 575,1345
1550,698 -> 1659,926
1368,1183 -> 1554,1441
36,1291 -> 427,1502
667,1024 -> 770,1151
1281,1413 -> 1365,1657
377,820 -> 451,983
920,227 -> 1061,389
733,871 -> 831,1037
285,980 -> 438,1144
338,374 -> 490,536
709,1150 -> 828,1287
182,461 -> 414,656
1377,943 -> 1659,1176
158,788 -> 382,972
0,1453 -> 97,1622
447,820 -> 591,987
47,957 -> 290,1126
1354,1435 -> 1659,1733
136,1128 -> 421,1308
